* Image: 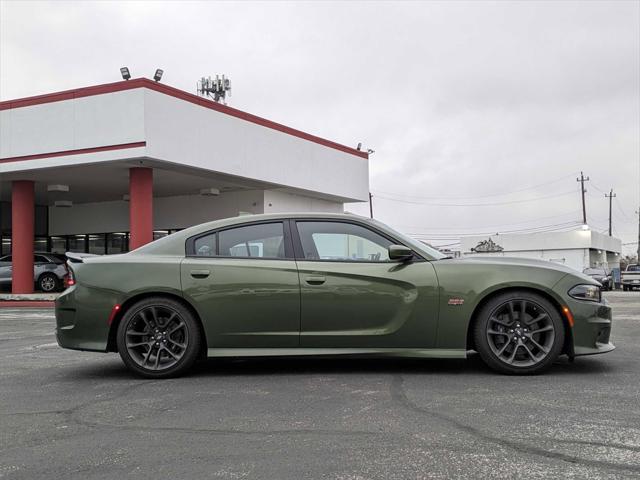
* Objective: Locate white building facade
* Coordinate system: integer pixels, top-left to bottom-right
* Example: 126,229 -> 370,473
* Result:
0,78 -> 369,292
460,229 -> 622,273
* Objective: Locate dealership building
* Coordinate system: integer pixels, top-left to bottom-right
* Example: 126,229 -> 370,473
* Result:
0,78 -> 369,293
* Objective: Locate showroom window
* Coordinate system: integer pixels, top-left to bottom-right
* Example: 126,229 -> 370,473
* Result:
218,223 -> 286,258
107,233 -> 128,254
296,221 -> 392,262
67,235 -> 87,253
88,234 -> 106,254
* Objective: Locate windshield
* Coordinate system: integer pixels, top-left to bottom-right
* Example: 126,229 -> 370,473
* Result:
370,219 -> 448,260
583,268 -> 606,275
628,265 -> 640,272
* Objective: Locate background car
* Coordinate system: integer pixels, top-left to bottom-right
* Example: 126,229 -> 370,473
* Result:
0,253 -> 68,292
582,267 -> 613,290
56,213 -> 614,378
622,264 -> 640,291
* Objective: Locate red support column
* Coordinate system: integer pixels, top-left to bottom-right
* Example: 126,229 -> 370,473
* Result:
11,181 -> 35,294
129,167 -> 153,250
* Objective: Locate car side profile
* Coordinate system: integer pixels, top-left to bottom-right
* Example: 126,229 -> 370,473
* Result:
55,213 -> 614,378
0,253 -> 67,292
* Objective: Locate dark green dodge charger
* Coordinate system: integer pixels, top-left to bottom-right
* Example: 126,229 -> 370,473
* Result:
56,213 -> 614,378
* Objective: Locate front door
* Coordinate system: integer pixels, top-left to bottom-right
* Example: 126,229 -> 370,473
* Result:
293,220 -> 439,349
181,221 -> 300,348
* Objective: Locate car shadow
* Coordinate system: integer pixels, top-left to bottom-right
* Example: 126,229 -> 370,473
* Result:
65,351 -> 617,380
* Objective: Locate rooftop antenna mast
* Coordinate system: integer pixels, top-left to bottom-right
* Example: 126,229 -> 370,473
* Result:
197,75 -> 231,104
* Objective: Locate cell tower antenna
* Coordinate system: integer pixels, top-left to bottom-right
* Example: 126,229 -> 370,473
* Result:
197,75 -> 232,104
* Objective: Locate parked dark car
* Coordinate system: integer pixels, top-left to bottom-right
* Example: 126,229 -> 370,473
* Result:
0,253 -> 68,292
582,267 -> 613,290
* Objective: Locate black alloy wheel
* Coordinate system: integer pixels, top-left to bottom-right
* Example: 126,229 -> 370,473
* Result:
474,291 -> 565,374
116,297 -> 201,378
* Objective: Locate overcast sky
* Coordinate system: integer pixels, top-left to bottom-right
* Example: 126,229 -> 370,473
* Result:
1,0 -> 639,254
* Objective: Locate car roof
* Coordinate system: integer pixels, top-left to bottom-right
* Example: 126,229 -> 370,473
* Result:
132,213 -> 367,256
121,212 -> 438,260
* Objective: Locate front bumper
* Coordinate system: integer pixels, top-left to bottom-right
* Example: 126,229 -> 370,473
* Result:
569,299 -> 615,357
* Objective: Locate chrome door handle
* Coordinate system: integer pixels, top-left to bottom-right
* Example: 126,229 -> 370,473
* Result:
190,269 -> 210,279
305,275 -> 326,285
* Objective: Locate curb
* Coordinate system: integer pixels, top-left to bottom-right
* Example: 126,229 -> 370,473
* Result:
0,301 -> 55,308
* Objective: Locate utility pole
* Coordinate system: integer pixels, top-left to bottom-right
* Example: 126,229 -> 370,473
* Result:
636,207 -> 640,262
369,192 -> 374,219
576,171 -> 590,225
605,189 -> 616,236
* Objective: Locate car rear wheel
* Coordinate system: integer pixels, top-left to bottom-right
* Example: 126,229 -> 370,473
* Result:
116,297 -> 201,378
473,291 -> 565,374
38,273 -> 60,292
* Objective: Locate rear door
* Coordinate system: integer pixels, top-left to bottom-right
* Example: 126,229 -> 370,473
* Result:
292,219 -> 439,349
181,221 -> 301,348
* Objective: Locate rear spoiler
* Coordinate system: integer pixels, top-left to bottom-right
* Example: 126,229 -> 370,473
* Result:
66,252 -> 100,264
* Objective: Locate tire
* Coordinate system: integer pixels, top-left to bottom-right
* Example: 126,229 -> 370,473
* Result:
38,273 -> 60,293
623,285 -> 628,292
116,297 -> 202,379
473,290 -> 565,375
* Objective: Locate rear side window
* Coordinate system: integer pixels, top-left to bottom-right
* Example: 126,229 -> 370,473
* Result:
194,233 -> 217,257
219,223 -> 285,259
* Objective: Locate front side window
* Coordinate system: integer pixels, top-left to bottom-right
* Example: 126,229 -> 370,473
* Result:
218,223 -> 286,259
296,221 -> 392,262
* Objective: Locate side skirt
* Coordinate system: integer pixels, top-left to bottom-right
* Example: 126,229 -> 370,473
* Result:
206,348 -> 467,359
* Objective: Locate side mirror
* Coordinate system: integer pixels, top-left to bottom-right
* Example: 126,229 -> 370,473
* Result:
388,244 -> 413,261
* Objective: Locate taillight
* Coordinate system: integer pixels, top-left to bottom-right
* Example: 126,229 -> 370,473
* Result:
65,265 -> 76,288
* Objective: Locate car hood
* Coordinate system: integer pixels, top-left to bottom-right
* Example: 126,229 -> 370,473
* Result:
436,256 -> 596,284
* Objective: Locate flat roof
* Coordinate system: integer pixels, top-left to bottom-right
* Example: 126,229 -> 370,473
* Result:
0,78 -> 368,160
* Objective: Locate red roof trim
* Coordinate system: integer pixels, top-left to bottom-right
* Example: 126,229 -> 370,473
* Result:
0,79 -> 368,159
0,141 -> 146,163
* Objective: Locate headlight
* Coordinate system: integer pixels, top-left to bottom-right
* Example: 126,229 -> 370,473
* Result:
568,284 -> 601,302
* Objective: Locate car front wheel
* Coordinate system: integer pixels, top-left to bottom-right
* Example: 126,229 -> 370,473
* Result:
116,297 -> 202,378
473,291 -> 565,375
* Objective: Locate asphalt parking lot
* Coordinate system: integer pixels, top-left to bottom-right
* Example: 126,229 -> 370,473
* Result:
1,292 -> 639,479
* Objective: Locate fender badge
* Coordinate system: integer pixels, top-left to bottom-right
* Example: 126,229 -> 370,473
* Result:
448,298 -> 465,306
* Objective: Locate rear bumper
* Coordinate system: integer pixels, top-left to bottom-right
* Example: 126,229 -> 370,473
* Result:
55,285 -> 110,352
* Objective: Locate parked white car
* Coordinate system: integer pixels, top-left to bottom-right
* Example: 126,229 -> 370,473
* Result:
0,253 -> 68,292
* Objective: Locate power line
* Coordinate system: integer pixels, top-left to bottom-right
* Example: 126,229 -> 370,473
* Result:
393,210 -> 581,233
373,190 -> 575,207
371,172 -> 579,201
407,220 -> 582,239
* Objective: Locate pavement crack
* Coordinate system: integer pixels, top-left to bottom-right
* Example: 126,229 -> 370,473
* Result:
389,374 -> 640,474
